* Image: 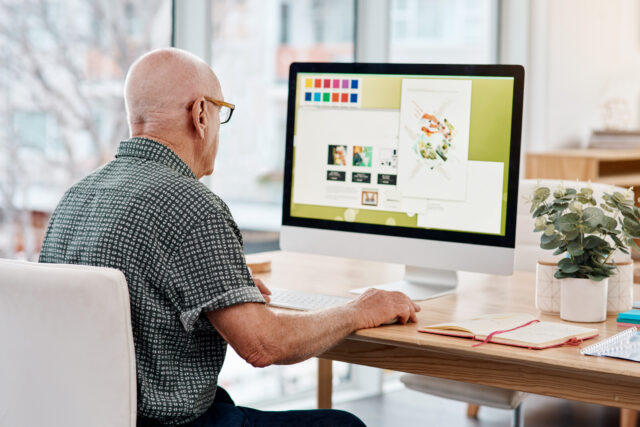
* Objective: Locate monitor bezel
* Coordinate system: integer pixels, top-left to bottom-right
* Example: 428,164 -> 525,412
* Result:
282,62 -> 524,249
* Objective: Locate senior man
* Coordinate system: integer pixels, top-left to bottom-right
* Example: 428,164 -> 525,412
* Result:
39,48 -> 420,427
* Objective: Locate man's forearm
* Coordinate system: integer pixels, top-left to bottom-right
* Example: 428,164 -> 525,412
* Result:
208,288 -> 419,368
267,303 -> 361,365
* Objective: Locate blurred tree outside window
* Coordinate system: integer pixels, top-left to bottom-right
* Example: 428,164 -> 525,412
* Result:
0,0 -> 172,259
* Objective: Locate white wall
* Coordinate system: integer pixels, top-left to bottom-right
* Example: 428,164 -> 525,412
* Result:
527,0 -> 640,151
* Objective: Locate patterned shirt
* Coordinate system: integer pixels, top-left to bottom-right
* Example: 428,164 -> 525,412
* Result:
39,137 -> 265,425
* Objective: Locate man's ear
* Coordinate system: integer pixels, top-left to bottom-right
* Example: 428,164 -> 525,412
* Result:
191,96 -> 208,139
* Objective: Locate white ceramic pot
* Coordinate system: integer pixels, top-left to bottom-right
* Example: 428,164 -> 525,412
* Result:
607,261 -> 634,314
560,277 -> 608,322
535,261 -> 561,314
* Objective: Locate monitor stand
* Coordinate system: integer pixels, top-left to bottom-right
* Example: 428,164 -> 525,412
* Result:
350,266 -> 458,301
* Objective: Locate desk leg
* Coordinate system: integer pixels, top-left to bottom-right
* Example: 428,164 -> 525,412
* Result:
317,358 -> 333,409
620,408 -> 638,427
466,404 -> 480,419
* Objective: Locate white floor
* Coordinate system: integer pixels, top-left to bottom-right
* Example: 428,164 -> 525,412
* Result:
334,389 -> 620,427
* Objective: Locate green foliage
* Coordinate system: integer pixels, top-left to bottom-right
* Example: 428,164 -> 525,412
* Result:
529,184 -> 640,281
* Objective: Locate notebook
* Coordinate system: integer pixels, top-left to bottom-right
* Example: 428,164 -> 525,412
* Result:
419,313 -> 599,349
617,309 -> 640,326
581,327 -> 640,362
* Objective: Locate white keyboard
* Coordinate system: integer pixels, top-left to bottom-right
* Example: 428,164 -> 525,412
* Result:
268,288 -> 352,311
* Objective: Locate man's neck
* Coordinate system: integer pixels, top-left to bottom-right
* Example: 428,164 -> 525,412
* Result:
131,132 -> 200,178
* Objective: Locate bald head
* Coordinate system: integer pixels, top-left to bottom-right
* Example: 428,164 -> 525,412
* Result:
124,48 -> 221,128
124,48 -> 224,178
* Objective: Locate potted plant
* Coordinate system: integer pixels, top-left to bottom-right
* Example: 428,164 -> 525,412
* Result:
529,184 -> 640,322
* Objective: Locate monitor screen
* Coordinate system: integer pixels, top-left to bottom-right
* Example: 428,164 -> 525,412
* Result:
282,63 -> 523,249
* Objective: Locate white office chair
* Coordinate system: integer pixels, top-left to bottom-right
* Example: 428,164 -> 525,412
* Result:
0,259 -> 137,427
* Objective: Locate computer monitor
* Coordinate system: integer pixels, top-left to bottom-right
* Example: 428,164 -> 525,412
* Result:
280,63 -> 524,300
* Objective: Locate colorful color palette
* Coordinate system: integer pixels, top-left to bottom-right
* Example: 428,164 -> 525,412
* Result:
301,76 -> 362,107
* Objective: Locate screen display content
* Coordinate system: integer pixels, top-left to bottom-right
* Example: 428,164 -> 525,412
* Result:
283,63 -> 523,248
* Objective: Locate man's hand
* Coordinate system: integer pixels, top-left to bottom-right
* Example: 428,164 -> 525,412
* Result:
350,288 -> 421,329
253,277 -> 271,303
207,286 -> 420,368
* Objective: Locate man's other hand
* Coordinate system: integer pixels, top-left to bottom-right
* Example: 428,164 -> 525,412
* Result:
351,288 -> 421,329
253,277 -> 272,303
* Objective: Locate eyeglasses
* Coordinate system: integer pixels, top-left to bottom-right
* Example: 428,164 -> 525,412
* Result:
186,96 -> 235,124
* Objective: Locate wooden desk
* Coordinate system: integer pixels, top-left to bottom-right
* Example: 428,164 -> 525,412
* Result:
247,250 -> 640,412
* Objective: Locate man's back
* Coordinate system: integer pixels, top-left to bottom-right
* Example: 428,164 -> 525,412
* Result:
40,137 -> 264,425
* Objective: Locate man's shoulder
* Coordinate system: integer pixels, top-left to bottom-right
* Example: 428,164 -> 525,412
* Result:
65,158 -> 231,220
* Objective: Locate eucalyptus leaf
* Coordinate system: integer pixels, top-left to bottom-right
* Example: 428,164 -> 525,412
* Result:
581,222 -> 597,234
540,236 -> 561,250
623,217 -> 640,232
613,192 -> 627,203
534,187 -> 551,200
532,204 -> 549,218
601,216 -> 617,231
567,241 -> 584,256
544,224 -> 555,236
600,203 -> 614,213
553,246 -> 567,256
622,224 -> 640,239
564,229 -> 579,241
540,232 -> 557,244
554,270 -> 573,279
582,207 -> 604,227
558,258 -> 580,273
583,235 -> 607,249
555,213 -> 579,232
553,202 -> 570,212
611,234 -> 624,247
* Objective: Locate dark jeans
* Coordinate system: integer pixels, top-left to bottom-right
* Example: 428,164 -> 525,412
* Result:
138,387 -> 366,427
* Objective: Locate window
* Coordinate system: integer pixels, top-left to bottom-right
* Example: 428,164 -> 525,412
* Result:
207,0 -> 355,208
389,0 -> 498,64
0,0 -> 172,259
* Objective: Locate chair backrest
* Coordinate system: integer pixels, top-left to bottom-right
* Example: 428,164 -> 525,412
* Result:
515,179 -> 630,271
0,259 -> 136,427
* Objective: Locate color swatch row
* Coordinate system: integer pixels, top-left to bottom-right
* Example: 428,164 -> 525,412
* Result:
304,92 -> 358,103
305,78 -> 359,89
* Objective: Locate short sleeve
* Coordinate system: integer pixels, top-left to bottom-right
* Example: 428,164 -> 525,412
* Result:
168,212 -> 265,332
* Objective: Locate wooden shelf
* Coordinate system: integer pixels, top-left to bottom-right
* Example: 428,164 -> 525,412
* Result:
526,149 -> 640,190
597,173 -> 640,187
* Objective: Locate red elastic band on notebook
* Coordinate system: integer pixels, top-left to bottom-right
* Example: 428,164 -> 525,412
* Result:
472,319 -> 540,347
529,336 -> 584,350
